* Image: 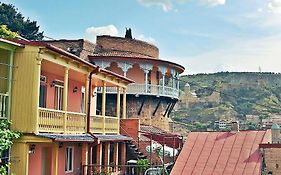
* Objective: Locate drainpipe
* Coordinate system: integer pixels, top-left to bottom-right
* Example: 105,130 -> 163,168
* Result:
87,66 -> 100,133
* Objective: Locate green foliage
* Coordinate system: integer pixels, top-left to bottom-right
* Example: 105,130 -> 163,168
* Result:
0,25 -> 18,39
136,159 -> 149,173
0,119 -> 21,175
175,72 -> 281,131
0,2 -> 44,40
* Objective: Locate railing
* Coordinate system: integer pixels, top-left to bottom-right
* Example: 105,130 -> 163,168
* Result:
0,93 -> 8,118
38,108 -> 119,134
97,84 -> 179,99
90,115 -> 119,134
38,108 -> 86,133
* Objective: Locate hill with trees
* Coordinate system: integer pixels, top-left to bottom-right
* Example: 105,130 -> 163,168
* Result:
173,72 -> 281,131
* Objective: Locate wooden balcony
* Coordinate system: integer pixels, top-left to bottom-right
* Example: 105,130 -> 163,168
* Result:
0,93 -> 8,118
38,108 -> 119,134
90,115 -> 119,134
97,83 -> 180,99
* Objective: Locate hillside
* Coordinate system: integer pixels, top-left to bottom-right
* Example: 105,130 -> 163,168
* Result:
172,72 -> 281,131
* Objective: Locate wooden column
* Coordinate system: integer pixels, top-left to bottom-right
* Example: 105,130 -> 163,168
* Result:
144,70 -> 148,93
96,143 -> 102,172
6,50 -> 14,119
102,81 -> 106,134
82,143 -> 88,175
121,143 -> 126,170
116,86 -> 121,133
104,142 -> 110,172
122,88 -> 127,119
85,75 -> 90,132
52,143 -> 59,175
63,67 -> 69,133
162,74 -> 165,94
113,143 -> 119,172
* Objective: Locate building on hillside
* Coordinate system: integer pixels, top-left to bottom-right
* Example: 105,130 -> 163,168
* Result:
171,124 -> 271,175
7,39 -> 134,175
46,32 -> 185,132
245,115 -> 260,124
0,39 -> 23,166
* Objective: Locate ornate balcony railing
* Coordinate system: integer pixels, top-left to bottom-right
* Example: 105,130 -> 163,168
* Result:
0,93 -> 8,118
90,115 -> 118,134
97,84 -> 179,99
38,108 -> 119,134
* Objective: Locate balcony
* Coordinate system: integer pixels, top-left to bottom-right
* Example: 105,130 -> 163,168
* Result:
38,108 -> 119,134
0,93 -> 8,118
97,83 -> 179,99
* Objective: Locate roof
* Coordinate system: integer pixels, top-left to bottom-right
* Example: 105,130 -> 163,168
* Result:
140,125 -> 167,135
89,54 -> 185,73
171,130 -> 271,175
271,123 -> 280,129
10,39 -> 134,84
37,133 -> 132,142
0,38 -> 24,48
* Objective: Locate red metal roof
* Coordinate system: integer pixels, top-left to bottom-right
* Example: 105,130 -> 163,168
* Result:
171,130 -> 271,175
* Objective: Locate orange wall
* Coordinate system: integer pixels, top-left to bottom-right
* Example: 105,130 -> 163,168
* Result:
42,71 -> 85,113
127,64 -> 144,84
28,144 -> 52,175
58,143 -> 82,175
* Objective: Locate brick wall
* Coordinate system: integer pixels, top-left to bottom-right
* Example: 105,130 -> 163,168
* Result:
263,148 -> 281,174
96,35 -> 159,59
120,118 -> 140,140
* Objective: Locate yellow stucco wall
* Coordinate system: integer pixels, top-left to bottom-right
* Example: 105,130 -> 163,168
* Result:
11,46 -> 40,133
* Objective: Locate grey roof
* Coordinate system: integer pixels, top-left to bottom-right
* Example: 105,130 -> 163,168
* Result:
36,133 -> 132,142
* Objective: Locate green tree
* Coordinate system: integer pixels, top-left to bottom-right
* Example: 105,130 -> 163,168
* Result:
0,119 -> 21,175
0,25 -> 18,39
0,2 -> 44,40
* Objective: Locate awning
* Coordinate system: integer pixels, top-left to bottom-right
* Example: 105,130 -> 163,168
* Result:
36,133 -> 132,142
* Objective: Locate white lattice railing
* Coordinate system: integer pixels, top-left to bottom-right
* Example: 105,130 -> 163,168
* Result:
97,84 -> 179,98
0,93 -> 8,118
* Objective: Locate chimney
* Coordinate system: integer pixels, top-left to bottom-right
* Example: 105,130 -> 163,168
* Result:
231,121 -> 239,133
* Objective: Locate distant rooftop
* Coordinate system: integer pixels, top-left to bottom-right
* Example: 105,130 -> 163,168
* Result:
171,130 -> 271,175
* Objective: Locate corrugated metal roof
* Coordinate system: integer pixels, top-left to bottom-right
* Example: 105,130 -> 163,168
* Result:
171,130 -> 271,175
37,133 -> 132,142
140,125 -> 167,134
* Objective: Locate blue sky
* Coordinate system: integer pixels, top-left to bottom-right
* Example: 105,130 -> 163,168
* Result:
2,0 -> 281,74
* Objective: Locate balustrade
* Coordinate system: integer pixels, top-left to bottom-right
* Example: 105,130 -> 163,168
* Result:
0,93 -> 8,118
97,84 -> 179,98
38,108 -> 119,134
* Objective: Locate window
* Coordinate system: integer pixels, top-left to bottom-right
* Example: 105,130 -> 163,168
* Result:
65,147 -> 74,172
39,75 -> 47,108
54,84 -> 64,110
81,86 -> 85,113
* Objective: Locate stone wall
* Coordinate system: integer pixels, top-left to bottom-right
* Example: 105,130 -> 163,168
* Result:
96,35 -> 159,59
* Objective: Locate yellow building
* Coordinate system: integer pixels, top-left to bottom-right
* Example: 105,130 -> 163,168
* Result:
7,40 -> 134,175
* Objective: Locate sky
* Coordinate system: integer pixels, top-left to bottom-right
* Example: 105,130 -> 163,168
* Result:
2,0 -> 281,74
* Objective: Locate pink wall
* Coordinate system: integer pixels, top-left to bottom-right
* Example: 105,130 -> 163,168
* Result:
127,64 -> 144,84
41,71 -> 85,113
28,144 -> 52,175
58,143 -> 82,175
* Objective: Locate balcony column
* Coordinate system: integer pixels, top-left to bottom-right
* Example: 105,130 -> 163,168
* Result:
102,81 -> 106,134
85,74 -> 90,132
122,88 -> 127,119
104,142 -> 110,172
159,66 -> 167,95
144,70 -> 149,93
117,62 -> 133,77
116,86 -> 121,133
63,67 -> 69,133
6,50 -> 14,119
113,142 -> 119,172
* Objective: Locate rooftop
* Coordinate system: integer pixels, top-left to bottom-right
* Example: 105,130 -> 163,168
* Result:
171,130 -> 271,175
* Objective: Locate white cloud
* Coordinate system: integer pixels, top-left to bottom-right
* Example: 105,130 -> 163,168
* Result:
268,0 -> 281,14
85,25 -> 119,42
137,34 -> 156,44
137,0 -> 173,12
137,0 -> 226,12
177,34 -> 281,74
200,0 -> 226,6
